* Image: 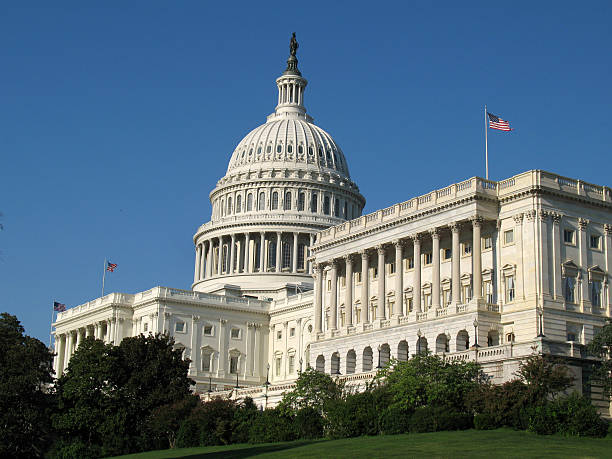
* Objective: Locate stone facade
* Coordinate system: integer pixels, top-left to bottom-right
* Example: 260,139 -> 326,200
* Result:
52,41 -> 611,414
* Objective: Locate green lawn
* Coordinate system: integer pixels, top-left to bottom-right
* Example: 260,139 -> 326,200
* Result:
114,429 -> 612,458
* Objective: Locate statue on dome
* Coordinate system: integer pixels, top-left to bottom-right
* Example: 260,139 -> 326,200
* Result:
289,32 -> 299,57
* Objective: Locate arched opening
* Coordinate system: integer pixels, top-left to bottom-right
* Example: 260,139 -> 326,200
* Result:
362,346 -> 373,372
331,352 -> 340,375
379,343 -> 391,368
456,330 -> 470,351
436,333 -> 449,354
236,195 -> 242,213
258,192 -> 265,211
247,193 -> 253,211
416,336 -> 428,355
397,340 -> 409,362
315,355 -> 325,372
346,349 -> 356,374
284,192 -> 292,210
487,330 -> 500,346
271,192 -> 279,210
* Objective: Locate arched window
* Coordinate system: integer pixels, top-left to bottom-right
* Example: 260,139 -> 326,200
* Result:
297,243 -> 306,270
268,241 -> 277,270
298,145 -> 303,154
343,201 -> 347,218
284,192 -> 292,210
287,145 -> 293,153
311,193 -> 318,213
258,192 -> 265,211
236,195 -> 242,213
266,145 -> 271,153
334,198 -> 340,217
247,193 -> 253,211
282,241 -> 291,269
276,145 -> 282,153
220,199 -> 225,216
308,146 -> 313,155
271,192 -> 279,210
298,192 -> 305,211
227,197 -> 232,214
257,146 -> 261,154
323,196 -> 330,215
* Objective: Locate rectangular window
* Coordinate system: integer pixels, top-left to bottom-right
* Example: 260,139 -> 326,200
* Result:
143,322 -> 148,332
405,257 -> 414,270
297,244 -> 305,270
407,297 -> 413,312
504,230 -> 514,244
355,271 -> 362,283
591,280 -> 602,307
463,285 -> 472,303
372,266 -> 378,279
204,325 -> 213,336
275,357 -> 281,376
423,253 -> 432,265
355,308 -> 361,324
564,229 -> 575,245
564,276 -> 576,303
443,248 -> 452,260
505,275 -> 515,303
290,327 -> 295,337
277,330 -> 282,340
202,352 -> 211,372
462,243 -> 472,256
230,328 -> 240,339
485,281 -> 494,303
341,311 -> 346,327
230,356 -> 238,374
443,290 -> 451,306
590,235 -> 601,249
175,321 -> 185,333
483,236 -> 493,250
340,275 -> 346,287
371,304 -> 377,321
388,262 -> 396,274
327,279 -> 332,291
288,355 -> 295,374
311,193 -> 318,213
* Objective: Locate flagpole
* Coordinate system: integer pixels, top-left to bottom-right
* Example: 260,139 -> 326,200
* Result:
485,104 -> 489,180
102,258 -> 107,297
49,302 -> 55,348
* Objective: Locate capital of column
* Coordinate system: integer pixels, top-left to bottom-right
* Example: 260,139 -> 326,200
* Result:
392,239 -> 404,249
410,233 -> 422,244
470,216 -> 484,227
604,224 -> 612,236
360,249 -> 370,260
343,254 -> 353,264
376,245 -> 385,255
578,218 -> 589,230
313,262 -> 322,273
429,228 -> 440,239
513,213 -> 524,224
192,315 -> 200,322
551,213 -> 563,225
538,210 -> 550,222
449,222 -> 461,233
525,210 -> 537,222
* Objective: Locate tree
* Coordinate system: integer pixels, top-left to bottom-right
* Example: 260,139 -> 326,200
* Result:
516,353 -> 573,404
0,313 -> 55,458
276,367 -> 344,416
147,395 -> 200,449
587,321 -> 612,397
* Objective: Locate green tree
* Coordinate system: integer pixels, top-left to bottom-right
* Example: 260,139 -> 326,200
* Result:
276,367 -> 344,416
516,353 -> 573,404
0,313 -> 55,458
587,321 -> 612,397
147,395 -> 200,449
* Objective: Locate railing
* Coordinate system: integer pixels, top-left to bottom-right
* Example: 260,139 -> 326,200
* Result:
456,304 -> 468,313
380,319 -> 391,328
416,312 -> 428,321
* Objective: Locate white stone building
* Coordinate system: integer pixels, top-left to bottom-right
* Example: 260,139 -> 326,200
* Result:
52,38 -> 612,413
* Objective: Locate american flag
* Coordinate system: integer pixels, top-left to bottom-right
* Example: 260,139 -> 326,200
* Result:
107,262 -> 118,272
53,301 -> 66,312
487,112 -> 512,131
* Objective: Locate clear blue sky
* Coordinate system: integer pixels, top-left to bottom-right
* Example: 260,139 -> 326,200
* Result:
2,2 -> 611,342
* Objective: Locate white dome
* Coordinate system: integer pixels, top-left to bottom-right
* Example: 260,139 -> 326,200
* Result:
227,118 -> 351,178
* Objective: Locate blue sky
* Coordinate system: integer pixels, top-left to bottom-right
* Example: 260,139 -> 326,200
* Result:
1,2 -> 611,342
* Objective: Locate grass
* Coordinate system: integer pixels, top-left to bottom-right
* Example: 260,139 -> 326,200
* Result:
114,429 -> 612,458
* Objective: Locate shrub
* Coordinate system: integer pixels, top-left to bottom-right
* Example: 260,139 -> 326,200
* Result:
474,413 -> 498,431
174,398 -> 236,448
467,379 -> 530,430
295,407 -> 324,439
248,409 -> 296,444
378,404 -> 411,435
408,406 -> 472,433
231,397 -> 259,444
46,439 -> 102,459
325,389 -> 382,438
436,410 -> 473,431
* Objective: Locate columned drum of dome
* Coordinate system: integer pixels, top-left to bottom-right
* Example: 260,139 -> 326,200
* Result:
192,35 -> 366,297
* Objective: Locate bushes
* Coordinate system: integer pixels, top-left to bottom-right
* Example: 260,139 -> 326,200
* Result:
295,407 -> 324,439
408,406 -> 472,433
248,409 -> 297,443
474,413 -> 497,431
326,390 -> 382,438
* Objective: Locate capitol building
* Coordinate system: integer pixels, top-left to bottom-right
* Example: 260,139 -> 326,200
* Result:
52,38 -> 612,413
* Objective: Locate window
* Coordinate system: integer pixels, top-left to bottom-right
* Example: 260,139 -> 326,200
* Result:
590,235 -> 601,250
334,198 -> 340,217
311,193 -> 318,213
258,192 -> 265,211
230,328 -> 240,339
423,253 -> 432,265
462,243 -> 472,256
327,279 -> 332,290
236,195 -> 242,213
372,266 -> 378,279
356,308 -> 361,323
341,311 -> 346,326
284,192 -> 292,210
505,275 -> 515,303
483,236 -> 493,250
323,196 -> 330,215
355,271 -> 362,283
222,245 -> 229,273
143,322 -> 148,332
227,197 -> 232,214
591,280 -> 602,307
308,146 -> 313,155
405,257 -> 414,270
423,293 -> 431,308
267,241 -> 277,270
247,193 -> 253,211
288,355 -> 295,373
504,230 -> 514,244
297,244 -> 306,270
201,350 -> 212,371
388,262 -> 396,274
277,330 -> 282,340
298,145 -> 303,154
343,201 -> 347,218
257,146 -> 261,154
463,284 -> 472,303
175,321 -> 185,333
290,327 -> 295,337
266,145 -> 271,153
371,303 -> 377,321
276,144 -> 282,153
230,355 -> 238,374
204,325 -> 213,336
271,192 -> 279,210
443,248 -> 452,260
298,192 -> 305,211
485,281 -> 494,303
275,357 -> 282,376
564,276 -> 576,303
340,275 -> 346,287
564,229 -> 575,245
443,289 -> 451,306
287,145 -> 293,153
282,241 -> 291,269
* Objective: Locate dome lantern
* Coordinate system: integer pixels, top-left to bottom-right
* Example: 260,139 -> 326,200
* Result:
273,33 -> 309,120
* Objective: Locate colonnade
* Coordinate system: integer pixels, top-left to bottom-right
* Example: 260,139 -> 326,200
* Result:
314,218 -> 487,334
194,231 -> 315,282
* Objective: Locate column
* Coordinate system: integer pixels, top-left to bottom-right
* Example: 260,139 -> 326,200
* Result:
377,246 -> 386,319
314,264 -> 323,334
451,223 -> 461,305
217,237 -> 224,275
85,326 -> 93,338
472,218 -> 483,300
539,212 -> 551,298
309,234 -> 315,273
578,218 -> 590,310
605,225 -> 612,315
108,319 -> 115,344
345,255 -> 353,326
292,232 -> 299,273
64,331 -> 73,366
190,315 -> 200,375
244,233 -> 251,273
194,244 -> 201,283
330,261 -> 338,331
361,251 -> 370,323
230,234 -> 236,274
276,232 -> 282,272
206,240 -> 213,278
394,241 -> 403,317
413,235 -> 422,313
552,215 -> 563,299
431,229 -> 441,309
56,334 -> 66,376
259,232 -> 265,272
75,328 -> 82,348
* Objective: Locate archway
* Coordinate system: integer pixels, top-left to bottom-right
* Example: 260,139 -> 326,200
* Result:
379,343 -> 391,368
397,340 -> 409,362
362,346 -> 373,372
416,336 -> 428,355
315,354 -> 325,372
346,349 -> 356,374
331,352 -> 341,375
456,330 -> 470,351
436,334 -> 449,354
